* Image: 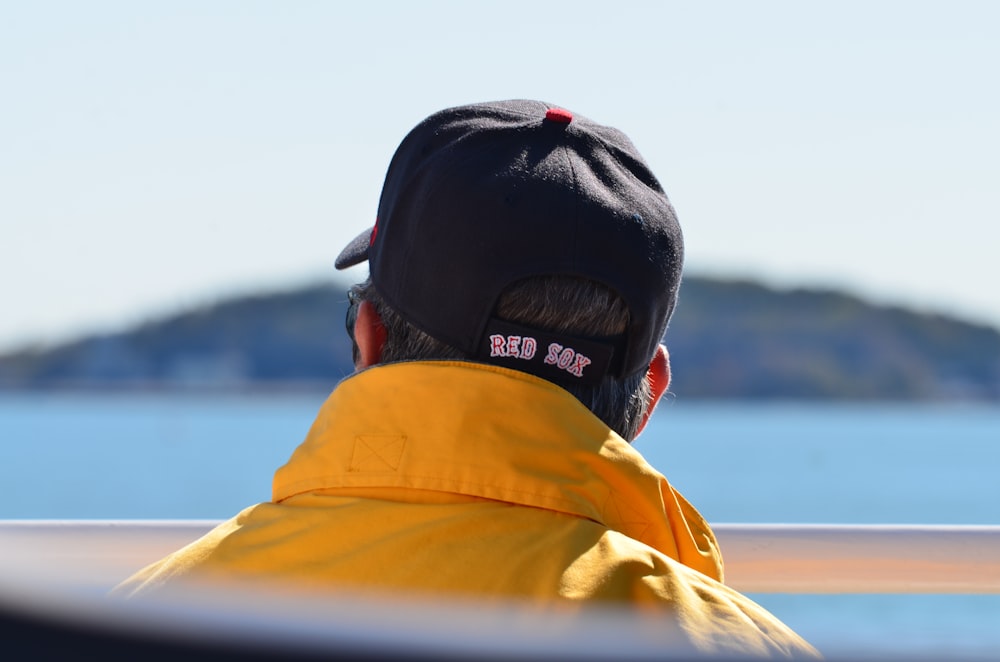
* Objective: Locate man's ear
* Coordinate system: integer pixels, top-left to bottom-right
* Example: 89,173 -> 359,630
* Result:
354,300 -> 387,370
635,344 -> 671,438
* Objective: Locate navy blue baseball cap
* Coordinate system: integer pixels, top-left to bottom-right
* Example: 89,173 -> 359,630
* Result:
336,99 -> 683,386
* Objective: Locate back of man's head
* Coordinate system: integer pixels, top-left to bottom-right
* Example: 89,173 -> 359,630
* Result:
337,100 -> 683,440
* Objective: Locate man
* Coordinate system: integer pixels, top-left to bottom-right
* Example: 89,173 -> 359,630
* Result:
116,100 -> 817,658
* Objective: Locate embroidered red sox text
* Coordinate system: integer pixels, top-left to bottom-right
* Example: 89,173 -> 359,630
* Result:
489,334 -> 592,378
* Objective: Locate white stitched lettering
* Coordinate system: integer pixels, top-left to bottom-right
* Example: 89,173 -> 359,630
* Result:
544,342 -> 562,365
489,335 -> 506,357
545,342 -> 592,378
568,353 -> 592,377
491,334 -> 538,360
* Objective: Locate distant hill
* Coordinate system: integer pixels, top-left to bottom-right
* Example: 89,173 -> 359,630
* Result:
667,278 -> 1000,400
1,276 -> 999,400
0,286 -> 354,391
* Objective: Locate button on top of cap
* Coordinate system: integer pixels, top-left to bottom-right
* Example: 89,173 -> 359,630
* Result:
545,108 -> 573,124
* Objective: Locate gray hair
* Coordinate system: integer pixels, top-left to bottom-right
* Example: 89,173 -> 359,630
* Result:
350,276 -> 653,441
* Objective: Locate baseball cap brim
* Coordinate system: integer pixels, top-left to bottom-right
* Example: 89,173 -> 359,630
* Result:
334,227 -> 374,270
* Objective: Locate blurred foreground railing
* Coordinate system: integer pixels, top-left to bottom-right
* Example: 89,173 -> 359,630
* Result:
1,520 -> 998,594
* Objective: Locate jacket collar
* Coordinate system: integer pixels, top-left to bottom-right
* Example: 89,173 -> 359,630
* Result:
273,361 -> 723,581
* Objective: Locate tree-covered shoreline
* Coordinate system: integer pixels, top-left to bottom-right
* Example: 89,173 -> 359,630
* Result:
2,276 -> 998,401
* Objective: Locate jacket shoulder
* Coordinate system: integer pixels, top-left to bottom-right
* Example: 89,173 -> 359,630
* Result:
110,510 -> 252,598
563,532 -> 820,658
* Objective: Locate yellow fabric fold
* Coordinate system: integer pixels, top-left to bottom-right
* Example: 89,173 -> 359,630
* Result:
274,361 -> 722,580
115,361 -> 817,658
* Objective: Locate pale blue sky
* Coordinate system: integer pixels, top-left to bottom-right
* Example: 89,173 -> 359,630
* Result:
2,1 -> 998,352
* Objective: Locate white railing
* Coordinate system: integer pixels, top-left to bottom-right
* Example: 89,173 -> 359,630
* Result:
1,520 -> 998,594
2,521 -> 999,660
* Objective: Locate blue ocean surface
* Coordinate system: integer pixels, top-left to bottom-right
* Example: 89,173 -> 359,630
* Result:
636,399 -> 1000,526
1,392 -> 998,655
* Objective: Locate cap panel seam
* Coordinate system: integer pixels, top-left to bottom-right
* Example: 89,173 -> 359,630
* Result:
560,141 -> 582,273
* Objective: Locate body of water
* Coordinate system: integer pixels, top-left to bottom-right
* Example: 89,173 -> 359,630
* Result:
1,392 -> 998,656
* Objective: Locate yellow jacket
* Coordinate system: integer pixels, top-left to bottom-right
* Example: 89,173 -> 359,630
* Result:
116,361 -> 817,657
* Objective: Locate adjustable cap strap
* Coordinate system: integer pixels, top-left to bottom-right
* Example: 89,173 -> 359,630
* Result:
476,318 -> 625,387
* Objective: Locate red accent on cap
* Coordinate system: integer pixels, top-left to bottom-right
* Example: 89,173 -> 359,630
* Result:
545,108 -> 573,124
370,218 -> 379,245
